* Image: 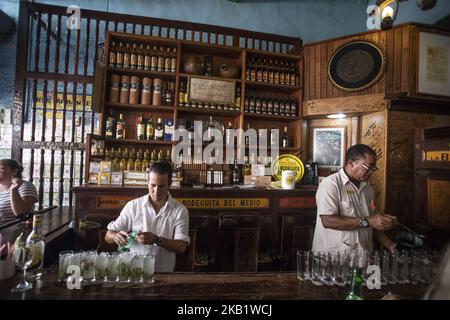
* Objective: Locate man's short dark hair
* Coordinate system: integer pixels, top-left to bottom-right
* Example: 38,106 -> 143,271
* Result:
148,160 -> 172,182
345,144 -> 376,164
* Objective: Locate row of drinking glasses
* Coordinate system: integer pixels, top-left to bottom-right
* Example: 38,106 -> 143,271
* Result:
297,249 -> 441,287
58,250 -> 155,285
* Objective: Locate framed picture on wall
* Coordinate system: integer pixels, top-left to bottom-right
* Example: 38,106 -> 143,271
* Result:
312,127 -> 346,169
418,32 -> 450,97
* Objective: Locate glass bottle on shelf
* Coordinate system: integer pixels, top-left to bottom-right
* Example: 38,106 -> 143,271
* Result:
261,96 -> 268,114
130,43 -> 138,69
155,118 -> 164,141
165,149 -> 172,166
203,55 -> 212,76
157,46 -> 164,72
171,47 -> 177,73
244,95 -> 249,113
249,94 -> 255,113
268,59 -> 274,83
142,151 -> 149,172
157,150 -> 163,161
146,116 -> 155,141
120,148 -> 128,171
127,148 -> 136,171
280,98 -> 286,116
116,42 -> 124,68
232,158 -> 241,185
151,45 -> 158,71
225,121 -> 234,145
290,62 -> 296,86
116,113 -> 126,139
135,149 -> 143,172
123,43 -> 131,69
250,57 -> 256,82
282,126 -> 289,148
164,47 -> 171,73
112,148 -> 121,171
206,116 -> 214,142
179,82 -> 186,107
144,45 -> 151,71
245,59 -> 251,81
245,123 -> 251,148
273,96 -> 280,115
109,41 -> 116,67
255,95 -> 261,114
234,87 -> 241,111
137,114 -> 146,140
274,60 -> 280,84
256,58 -> 263,82
137,44 -> 144,70
243,156 -> 251,177
262,58 -> 268,83
267,96 -> 274,115
279,61 -> 285,85
105,110 -> 116,138
290,97 -> 297,117
25,214 -> 45,281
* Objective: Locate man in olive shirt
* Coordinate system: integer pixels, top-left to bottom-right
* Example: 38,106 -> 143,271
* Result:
312,144 -> 396,253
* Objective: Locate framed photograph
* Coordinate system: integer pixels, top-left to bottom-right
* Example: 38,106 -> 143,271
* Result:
418,32 -> 450,97
312,127 -> 346,169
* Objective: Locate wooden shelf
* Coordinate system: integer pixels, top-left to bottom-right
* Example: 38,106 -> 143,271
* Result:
245,80 -> 300,93
179,73 -> 241,83
105,138 -> 175,146
106,66 -> 176,80
181,41 -> 242,58
103,102 -> 174,113
244,112 -> 299,121
177,107 -> 240,117
246,48 -> 302,61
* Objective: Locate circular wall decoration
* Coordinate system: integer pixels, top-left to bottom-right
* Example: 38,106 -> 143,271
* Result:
328,41 -> 385,91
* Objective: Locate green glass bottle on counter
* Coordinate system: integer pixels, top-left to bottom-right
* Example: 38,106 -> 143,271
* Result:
26,214 -> 45,281
346,267 -> 365,300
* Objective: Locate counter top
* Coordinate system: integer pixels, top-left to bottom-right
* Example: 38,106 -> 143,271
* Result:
0,271 -> 427,300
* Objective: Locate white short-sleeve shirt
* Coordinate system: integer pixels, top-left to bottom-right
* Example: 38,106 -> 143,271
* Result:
107,193 -> 190,272
312,169 -> 375,253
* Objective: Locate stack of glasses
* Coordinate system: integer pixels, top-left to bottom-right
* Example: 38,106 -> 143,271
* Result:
296,249 -> 442,287
58,250 -> 155,286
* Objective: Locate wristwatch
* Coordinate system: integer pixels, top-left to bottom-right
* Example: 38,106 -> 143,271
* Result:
155,235 -> 163,247
359,217 -> 370,228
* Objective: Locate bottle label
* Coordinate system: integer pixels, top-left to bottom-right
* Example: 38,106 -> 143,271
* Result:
109,52 -> 116,67
153,84 -> 161,94
171,58 -> 177,73
144,56 -> 151,70
137,55 -> 144,69
155,129 -> 163,138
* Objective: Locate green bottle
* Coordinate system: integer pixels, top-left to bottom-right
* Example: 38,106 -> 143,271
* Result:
346,267 -> 365,300
118,231 -> 138,253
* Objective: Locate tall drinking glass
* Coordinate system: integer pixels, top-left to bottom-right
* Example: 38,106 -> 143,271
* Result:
58,250 -> 74,282
143,255 -> 155,284
296,250 -> 310,281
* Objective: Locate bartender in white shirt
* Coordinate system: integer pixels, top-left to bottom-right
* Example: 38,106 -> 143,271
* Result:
105,160 -> 190,272
312,144 -> 396,253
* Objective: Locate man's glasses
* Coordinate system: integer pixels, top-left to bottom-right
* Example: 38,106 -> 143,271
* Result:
358,162 -> 378,172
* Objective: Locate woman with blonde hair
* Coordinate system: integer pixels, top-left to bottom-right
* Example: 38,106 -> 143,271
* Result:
0,159 -> 37,223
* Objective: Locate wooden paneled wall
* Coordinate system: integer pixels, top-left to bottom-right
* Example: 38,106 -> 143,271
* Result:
386,111 -> 450,224
303,23 -> 450,109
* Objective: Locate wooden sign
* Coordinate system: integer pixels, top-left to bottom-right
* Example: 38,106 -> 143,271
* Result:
279,197 -> 316,209
188,75 -> 236,105
97,195 -> 136,209
425,150 -> 450,161
177,198 -> 269,209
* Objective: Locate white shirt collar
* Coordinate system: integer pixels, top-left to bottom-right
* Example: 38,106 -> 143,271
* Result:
339,168 -> 368,190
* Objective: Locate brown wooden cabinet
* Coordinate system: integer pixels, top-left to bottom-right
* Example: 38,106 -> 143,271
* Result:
86,31 -> 303,183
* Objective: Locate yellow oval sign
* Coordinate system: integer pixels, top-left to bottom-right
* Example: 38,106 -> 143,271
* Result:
271,154 -> 304,183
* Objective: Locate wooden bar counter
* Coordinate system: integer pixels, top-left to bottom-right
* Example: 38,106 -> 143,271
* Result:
72,185 -> 318,271
0,271 -> 428,300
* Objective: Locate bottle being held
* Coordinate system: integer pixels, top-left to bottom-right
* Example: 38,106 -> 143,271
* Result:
26,214 -> 45,281
346,267 -> 365,300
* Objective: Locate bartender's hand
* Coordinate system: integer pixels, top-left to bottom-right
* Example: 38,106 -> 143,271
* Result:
114,231 -> 129,247
136,231 -> 157,245
368,213 -> 396,231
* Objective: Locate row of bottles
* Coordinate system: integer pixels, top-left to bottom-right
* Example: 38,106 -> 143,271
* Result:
246,57 -> 299,86
243,123 -> 290,148
109,41 -> 177,73
178,82 -> 242,112
244,93 -> 297,117
110,75 -> 174,106
105,111 -> 173,141
105,147 -> 172,172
